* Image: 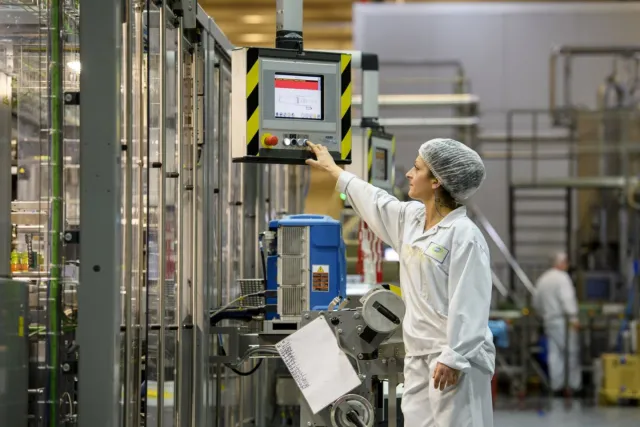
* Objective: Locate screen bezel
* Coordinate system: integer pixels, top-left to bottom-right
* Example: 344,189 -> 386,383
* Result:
273,72 -> 325,121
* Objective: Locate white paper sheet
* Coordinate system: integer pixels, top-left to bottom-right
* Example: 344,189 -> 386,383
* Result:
275,316 -> 362,414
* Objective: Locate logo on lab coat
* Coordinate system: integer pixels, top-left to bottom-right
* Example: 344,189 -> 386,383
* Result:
425,242 -> 449,264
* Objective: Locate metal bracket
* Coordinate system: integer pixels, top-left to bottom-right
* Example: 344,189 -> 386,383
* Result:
209,326 -> 241,364
170,0 -> 196,29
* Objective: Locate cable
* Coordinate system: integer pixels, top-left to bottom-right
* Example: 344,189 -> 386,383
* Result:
229,359 -> 263,377
259,234 -> 268,285
61,392 -> 73,417
216,334 -> 266,376
209,290 -> 268,320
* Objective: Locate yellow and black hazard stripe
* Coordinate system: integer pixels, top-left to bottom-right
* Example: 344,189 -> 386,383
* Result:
340,54 -> 352,162
246,48 -> 260,156
366,128 -> 374,181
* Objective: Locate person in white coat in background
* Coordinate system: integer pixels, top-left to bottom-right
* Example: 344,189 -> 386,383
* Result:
532,252 -> 582,395
306,138 -> 495,427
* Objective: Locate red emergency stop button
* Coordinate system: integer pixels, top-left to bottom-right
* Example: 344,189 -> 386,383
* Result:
262,134 -> 279,147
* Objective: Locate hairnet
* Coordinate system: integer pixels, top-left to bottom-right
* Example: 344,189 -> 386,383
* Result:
418,138 -> 486,201
551,251 -> 568,266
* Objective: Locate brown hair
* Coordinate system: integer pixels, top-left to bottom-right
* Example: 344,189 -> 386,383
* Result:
427,169 -> 458,209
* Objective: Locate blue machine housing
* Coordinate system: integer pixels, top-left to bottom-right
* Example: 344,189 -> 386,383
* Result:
264,214 -> 347,320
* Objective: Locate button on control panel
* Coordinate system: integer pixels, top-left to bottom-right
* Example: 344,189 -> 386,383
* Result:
261,132 -> 336,152
281,133 -> 309,148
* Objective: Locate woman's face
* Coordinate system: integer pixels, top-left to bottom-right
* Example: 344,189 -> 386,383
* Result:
406,156 -> 438,201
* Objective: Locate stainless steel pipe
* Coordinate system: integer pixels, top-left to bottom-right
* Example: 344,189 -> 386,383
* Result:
549,45 -> 640,117
481,142 -> 640,159
157,2 -> 167,423
174,20 -> 184,427
191,44 -> 199,427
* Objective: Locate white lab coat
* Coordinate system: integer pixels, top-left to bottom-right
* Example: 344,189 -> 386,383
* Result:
338,172 -> 495,427
532,268 -> 582,391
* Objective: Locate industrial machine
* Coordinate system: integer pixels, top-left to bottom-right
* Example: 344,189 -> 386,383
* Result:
296,287 -> 405,427
263,214 -> 347,325
211,217 -> 406,427
230,47 -> 352,165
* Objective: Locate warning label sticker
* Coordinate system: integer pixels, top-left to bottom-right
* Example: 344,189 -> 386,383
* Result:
312,265 -> 330,292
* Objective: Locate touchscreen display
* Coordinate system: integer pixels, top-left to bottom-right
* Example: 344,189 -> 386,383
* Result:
274,73 -> 323,120
373,147 -> 388,181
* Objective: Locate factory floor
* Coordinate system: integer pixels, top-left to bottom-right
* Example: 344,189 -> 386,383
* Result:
493,398 -> 640,427
146,401 -> 640,426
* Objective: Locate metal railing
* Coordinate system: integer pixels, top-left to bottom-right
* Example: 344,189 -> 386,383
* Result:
467,203 -> 535,308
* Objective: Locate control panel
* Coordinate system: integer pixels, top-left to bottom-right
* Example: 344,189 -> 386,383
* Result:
346,127 -> 395,192
231,47 -> 352,165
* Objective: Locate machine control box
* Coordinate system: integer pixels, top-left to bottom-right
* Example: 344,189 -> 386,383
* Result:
346,127 -> 395,192
231,47 -> 352,165
263,215 -> 347,322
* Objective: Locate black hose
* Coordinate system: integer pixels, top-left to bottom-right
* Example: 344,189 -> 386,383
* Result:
217,333 -> 264,376
228,358 -> 263,376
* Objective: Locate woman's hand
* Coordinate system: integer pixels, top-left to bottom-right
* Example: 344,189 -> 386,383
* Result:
433,362 -> 460,390
305,141 -> 342,179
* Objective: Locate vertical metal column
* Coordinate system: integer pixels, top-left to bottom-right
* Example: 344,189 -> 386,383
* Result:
157,2 -> 168,424
214,59 -> 226,427
506,111 -> 515,292
202,34 -> 217,427
77,0 -> 123,426
191,43 -> 199,427
122,1 -> 135,425
134,3 -> 145,425
174,19 -> 185,427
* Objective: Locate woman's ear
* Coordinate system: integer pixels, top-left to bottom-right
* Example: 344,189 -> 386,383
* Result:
431,179 -> 440,190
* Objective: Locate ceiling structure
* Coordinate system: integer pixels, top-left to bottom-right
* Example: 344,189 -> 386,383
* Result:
200,0 -> 356,50
200,0 -> 608,50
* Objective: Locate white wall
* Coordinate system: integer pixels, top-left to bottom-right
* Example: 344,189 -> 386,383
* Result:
353,2 -> 640,268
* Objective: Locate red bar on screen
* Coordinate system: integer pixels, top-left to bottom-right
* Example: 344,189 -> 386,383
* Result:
275,78 -> 319,90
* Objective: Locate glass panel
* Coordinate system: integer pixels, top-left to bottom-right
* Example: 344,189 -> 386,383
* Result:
146,3 -> 160,426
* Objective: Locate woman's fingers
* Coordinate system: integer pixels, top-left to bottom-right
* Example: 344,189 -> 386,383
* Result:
433,364 -> 459,390
433,365 -> 443,389
306,140 -> 327,153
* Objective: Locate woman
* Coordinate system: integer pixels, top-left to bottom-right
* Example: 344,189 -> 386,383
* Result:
306,138 -> 495,427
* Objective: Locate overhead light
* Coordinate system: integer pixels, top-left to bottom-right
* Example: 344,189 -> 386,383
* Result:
67,60 -> 81,73
241,33 -> 269,43
242,15 -> 266,24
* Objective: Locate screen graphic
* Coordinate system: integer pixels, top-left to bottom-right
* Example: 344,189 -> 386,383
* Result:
274,74 -> 323,120
373,147 -> 388,181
